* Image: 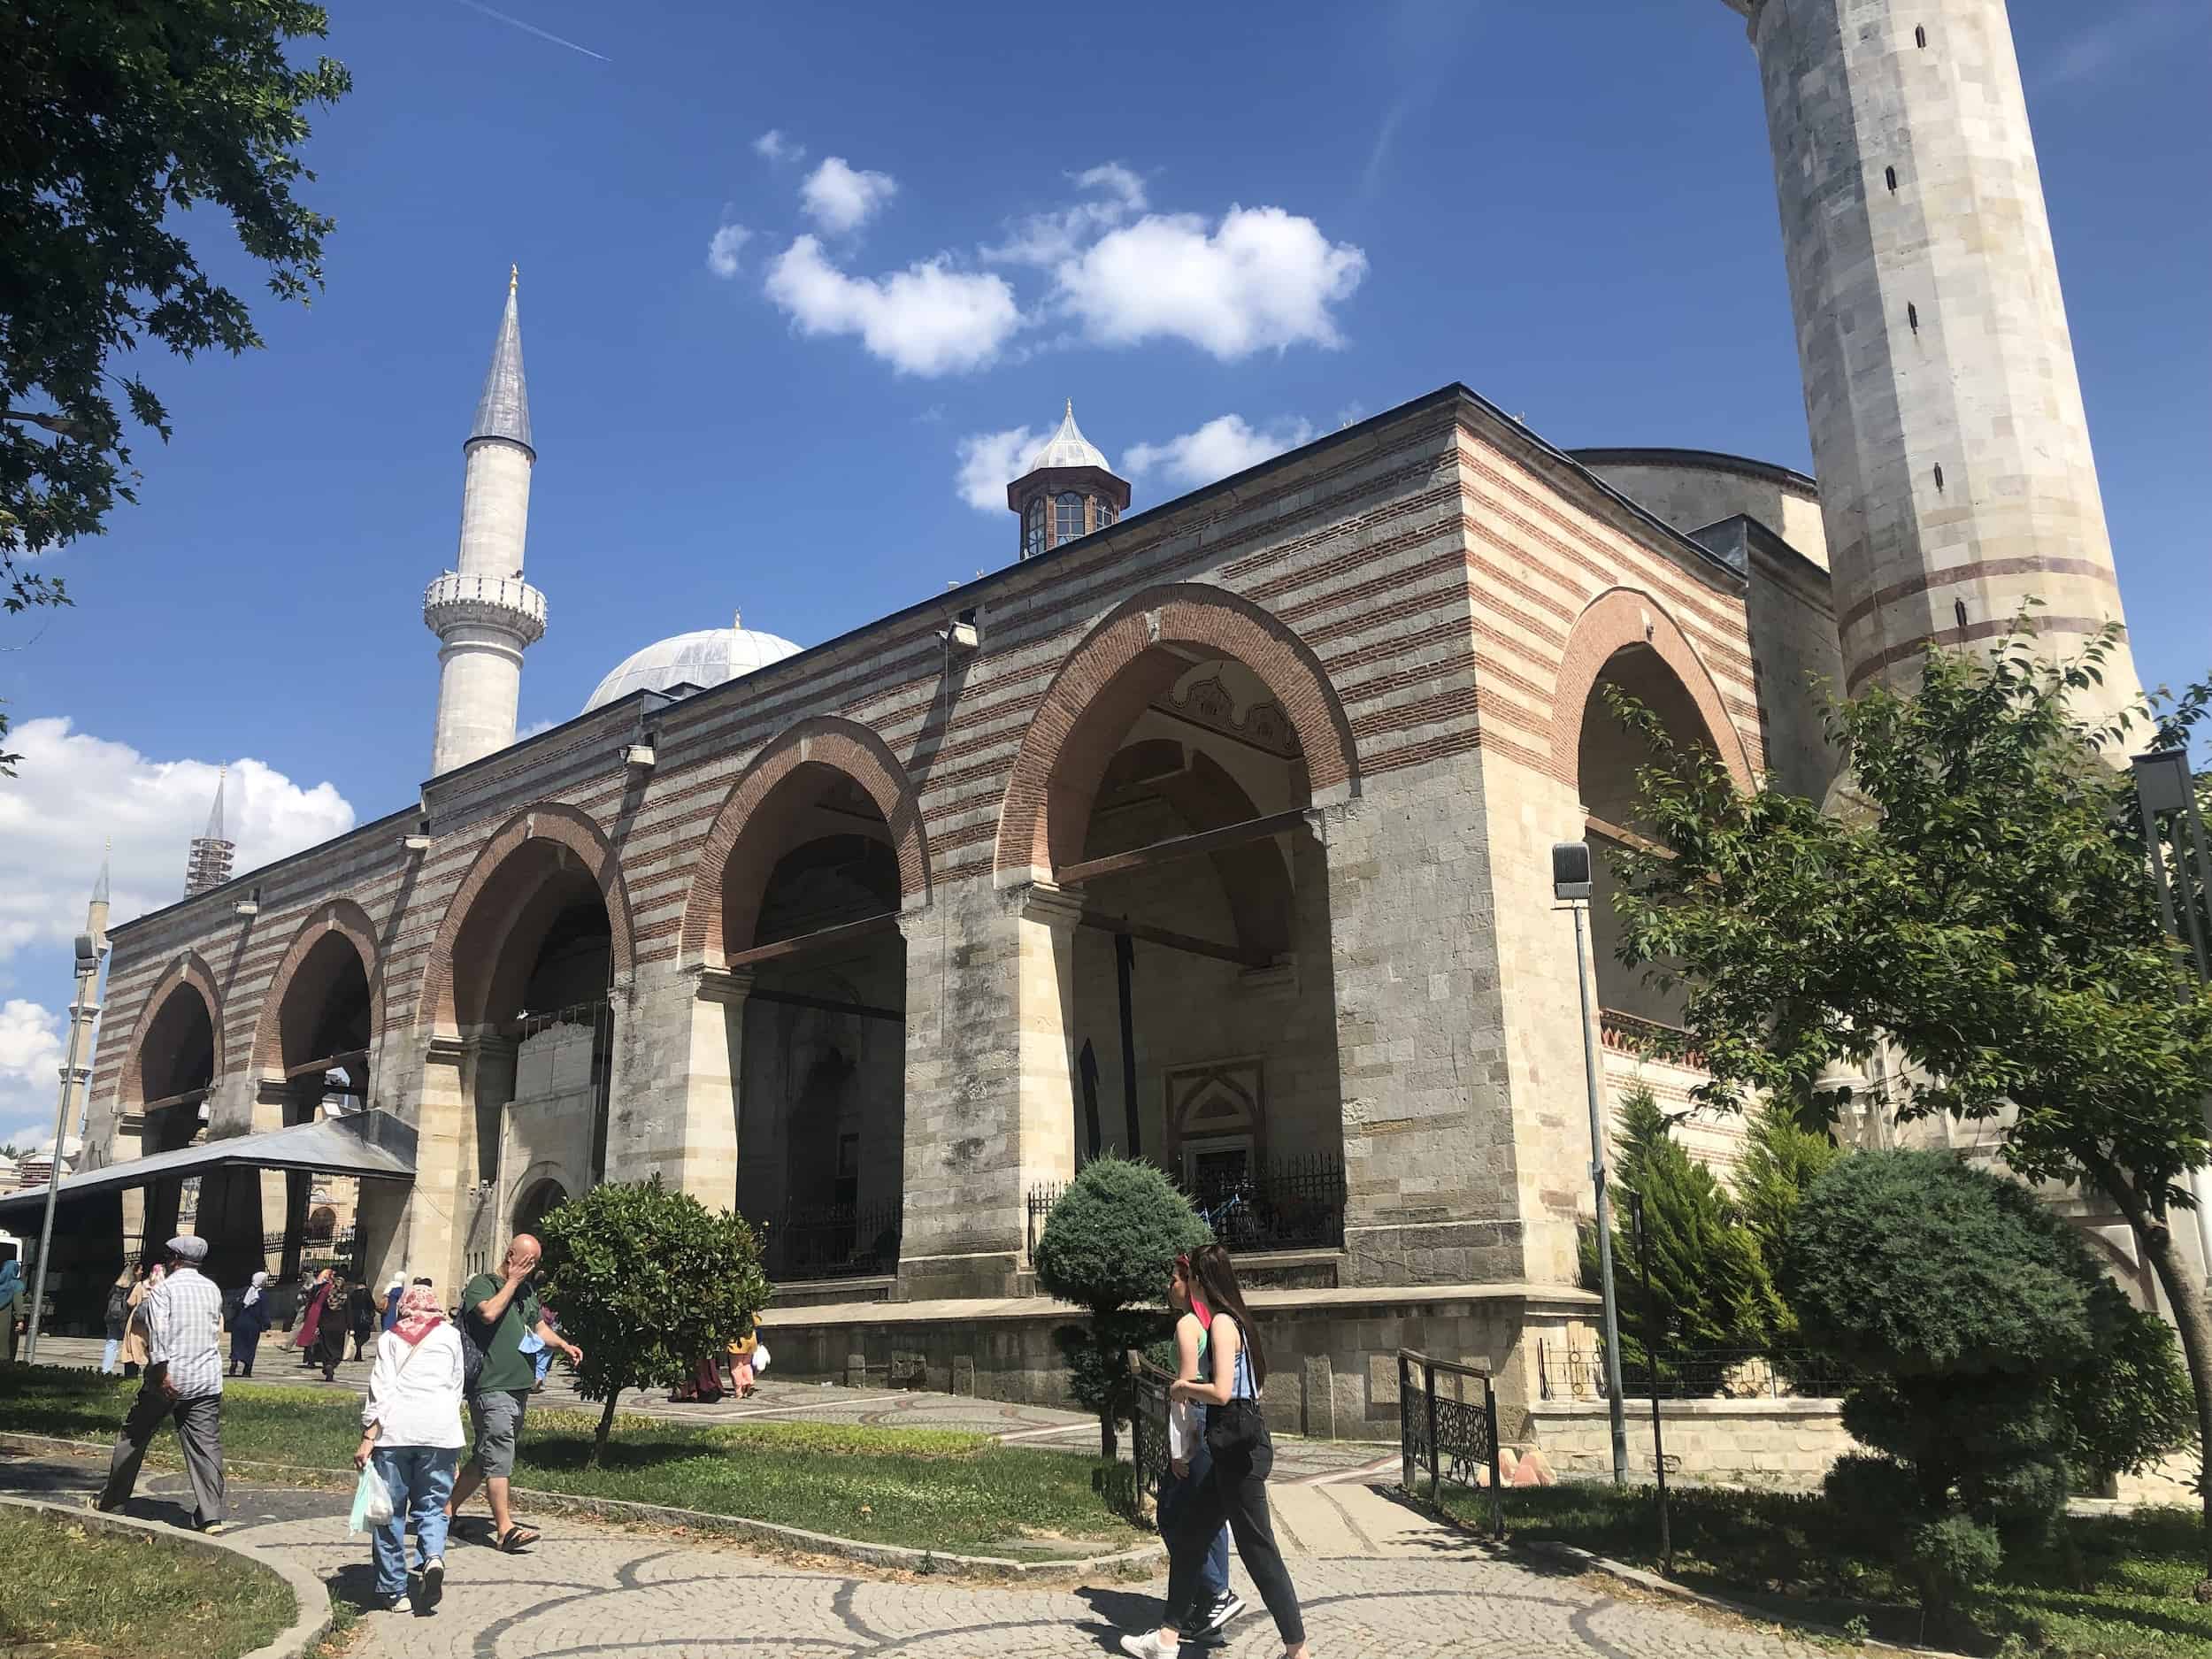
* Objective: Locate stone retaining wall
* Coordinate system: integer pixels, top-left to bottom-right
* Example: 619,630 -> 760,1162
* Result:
1523,1397 -> 1852,1489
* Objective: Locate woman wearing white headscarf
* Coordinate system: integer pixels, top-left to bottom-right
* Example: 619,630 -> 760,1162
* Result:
228,1271 -> 272,1378
355,1283 -> 465,1615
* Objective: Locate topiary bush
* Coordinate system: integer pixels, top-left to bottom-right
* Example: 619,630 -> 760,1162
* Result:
1784,1149 -> 2194,1628
1031,1156 -> 1210,1457
539,1178 -> 772,1464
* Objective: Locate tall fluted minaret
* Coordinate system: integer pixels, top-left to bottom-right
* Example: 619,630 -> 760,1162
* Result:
61,843 -> 111,1141
183,770 -> 235,897
424,267 -> 547,775
1722,0 -> 2137,722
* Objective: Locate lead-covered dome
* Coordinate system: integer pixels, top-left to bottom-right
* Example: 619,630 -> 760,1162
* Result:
583,611 -> 802,712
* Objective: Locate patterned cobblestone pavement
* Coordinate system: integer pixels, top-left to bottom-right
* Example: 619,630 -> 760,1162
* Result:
3,1449 -> 1847,1658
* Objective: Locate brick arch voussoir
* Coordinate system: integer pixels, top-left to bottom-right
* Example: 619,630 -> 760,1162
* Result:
994,582 -> 1360,880
1551,587 -> 1755,795
679,716 -> 931,966
418,802 -> 635,1037
117,950 -> 226,1110
250,899 -> 384,1079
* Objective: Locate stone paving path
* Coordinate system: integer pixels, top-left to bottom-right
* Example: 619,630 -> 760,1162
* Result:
3,1448 -> 1847,1659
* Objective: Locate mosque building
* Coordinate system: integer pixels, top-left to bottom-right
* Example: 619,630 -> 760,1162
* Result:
5,0 -> 2170,1440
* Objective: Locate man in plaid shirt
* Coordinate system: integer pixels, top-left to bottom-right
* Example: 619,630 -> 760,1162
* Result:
96,1233 -> 227,1532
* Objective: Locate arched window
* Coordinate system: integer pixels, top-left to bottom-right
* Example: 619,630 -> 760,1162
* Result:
1055,491 -> 1086,543
1024,498 -> 1046,559
1094,497 -> 1118,530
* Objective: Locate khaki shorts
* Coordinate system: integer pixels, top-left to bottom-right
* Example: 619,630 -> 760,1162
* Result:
466,1387 -> 529,1480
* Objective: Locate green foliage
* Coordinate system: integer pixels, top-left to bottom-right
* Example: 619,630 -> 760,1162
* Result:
1787,1151 -> 2194,1619
1032,1156 -> 1210,1454
0,1 -> 351,771
1732,1100 -> 1841,1283
1580,1087 -> 1779,1365
1603,625 -> 2212,1567
0,1509 -> 294,1659
538,1178 -> 771,1460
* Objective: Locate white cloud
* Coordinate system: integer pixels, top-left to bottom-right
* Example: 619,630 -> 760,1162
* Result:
705,222 -> 753,279
0,997 -> 65,1152
1122,414 -> 1319,490
983,162 -> 1148,266
0,718 -> 357,971
800,157 -> 898,234
1053,205 -> 1366,359
954,426 -> 1044,512
0,718 -> 356,1148
753,128 -> 804,164
764,236 -> 1022,377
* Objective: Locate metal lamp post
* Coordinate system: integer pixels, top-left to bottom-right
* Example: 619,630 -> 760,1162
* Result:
2131,748 -> 2212,1271
1555,841 -> 1630,1486
26,931 -> 102,1363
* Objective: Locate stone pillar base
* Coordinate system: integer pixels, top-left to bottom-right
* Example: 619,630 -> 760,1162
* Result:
1341,1218 -> 1526,1287
895,1249 -> 1032,1302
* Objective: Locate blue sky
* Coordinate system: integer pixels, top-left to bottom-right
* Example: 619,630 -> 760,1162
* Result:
0,0 -> 2204,1151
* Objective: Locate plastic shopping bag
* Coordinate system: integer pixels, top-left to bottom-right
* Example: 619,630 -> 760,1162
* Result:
349,1462 -> 395,1535
751,1341 -> 771,1375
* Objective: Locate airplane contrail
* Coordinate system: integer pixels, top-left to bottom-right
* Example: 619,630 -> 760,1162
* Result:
452,0 -> 610,62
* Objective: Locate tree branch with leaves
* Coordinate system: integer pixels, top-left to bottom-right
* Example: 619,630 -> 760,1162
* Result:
0,1 -> 350,770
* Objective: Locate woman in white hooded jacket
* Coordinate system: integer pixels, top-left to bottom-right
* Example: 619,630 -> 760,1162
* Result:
354,1283 -> 465,1614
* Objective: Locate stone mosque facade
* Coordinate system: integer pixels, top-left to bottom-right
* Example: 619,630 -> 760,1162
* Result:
50,0 -> 2151,1429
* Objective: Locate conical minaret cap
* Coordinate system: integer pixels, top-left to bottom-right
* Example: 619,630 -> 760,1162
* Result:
468,269 -> 534,455
1023,400 -> 1111,474
204,766 -> 228,841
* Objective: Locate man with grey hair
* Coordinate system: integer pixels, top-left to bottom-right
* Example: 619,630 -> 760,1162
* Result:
96,1234 -> 228,1532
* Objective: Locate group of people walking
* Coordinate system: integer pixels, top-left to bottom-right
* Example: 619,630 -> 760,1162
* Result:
88,1228 -> 581,1618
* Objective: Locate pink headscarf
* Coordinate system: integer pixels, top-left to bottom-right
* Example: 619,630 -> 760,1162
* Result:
388,1283 -> 446,1348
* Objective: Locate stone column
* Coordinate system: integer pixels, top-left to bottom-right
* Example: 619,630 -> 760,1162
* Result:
403,1037 -> 472,1296
894,880 -> 1081,1301
623,964 -> 750,1207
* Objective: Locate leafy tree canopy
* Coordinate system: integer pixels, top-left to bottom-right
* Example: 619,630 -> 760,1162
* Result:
0,1 -> 350,770
539,1179 -> 771,1462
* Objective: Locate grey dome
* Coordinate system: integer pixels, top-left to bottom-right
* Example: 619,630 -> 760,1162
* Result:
584,613 -> 802,712
1024,401 -> 1110,473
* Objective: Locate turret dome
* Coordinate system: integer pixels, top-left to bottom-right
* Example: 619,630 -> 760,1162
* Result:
583,611 -> 802,712
1024,401 -> 1110,473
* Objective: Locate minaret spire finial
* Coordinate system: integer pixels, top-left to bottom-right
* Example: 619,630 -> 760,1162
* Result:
510,263 -> 518,294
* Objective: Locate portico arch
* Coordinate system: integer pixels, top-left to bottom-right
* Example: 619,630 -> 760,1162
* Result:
995,582 -> 1359,881
114,956 -> 222,1259
252,901 -> 382,1079
681,718 -> 920,1282
1550,587 -> 1754,794
680,717 -> 929,967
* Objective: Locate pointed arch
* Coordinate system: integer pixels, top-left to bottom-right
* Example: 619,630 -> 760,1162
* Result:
116,952 -> 224,1110
417,802 -> 634,1036
994,582 -> 1359,880
679,716 -> 931,966
1550,587 -> 1755,793
250,899 -> 384,1078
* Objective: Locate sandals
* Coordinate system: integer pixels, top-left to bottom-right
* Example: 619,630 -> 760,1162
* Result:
495,1525 -> 540,1552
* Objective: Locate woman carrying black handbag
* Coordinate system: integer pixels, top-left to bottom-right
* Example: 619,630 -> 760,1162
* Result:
1120,1242 -> 1311,1659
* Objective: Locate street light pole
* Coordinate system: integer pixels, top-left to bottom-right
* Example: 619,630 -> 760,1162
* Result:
26,932 -> 100,1364
2131,749 -> 2212,1277
1555,841 -> 1630,1486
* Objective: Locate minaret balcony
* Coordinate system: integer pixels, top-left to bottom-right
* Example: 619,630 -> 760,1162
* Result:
422,571 -> 548,645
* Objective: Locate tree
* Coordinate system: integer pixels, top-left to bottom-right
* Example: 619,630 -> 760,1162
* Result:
0,2 -> 351,772
1579,1087 -> 1778,1373
1731,1100 -> 1841,1336
1786,1150 -> 2193,1624
1606,626 -> 2212,1573
538,1179 -> 771,1464
1031,1156 -> 1211,1457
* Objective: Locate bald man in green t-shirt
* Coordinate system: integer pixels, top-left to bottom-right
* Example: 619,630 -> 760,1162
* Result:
443,1233 -> 580,1551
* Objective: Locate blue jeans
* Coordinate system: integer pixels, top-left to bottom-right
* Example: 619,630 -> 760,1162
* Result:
1157,1434 -> 1230,1604
100,1337 -> 122,1374
371,1446 -> 458,1599
533,1346 -> 554,1384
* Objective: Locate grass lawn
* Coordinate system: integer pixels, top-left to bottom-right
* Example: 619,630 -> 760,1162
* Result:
0,1508 -> 295,1659
1439,1480 -> 2209,1659
0,1364 -> 1143,1559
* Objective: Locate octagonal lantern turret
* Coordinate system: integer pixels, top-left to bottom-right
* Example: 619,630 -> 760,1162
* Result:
1007,401 -> 1131,560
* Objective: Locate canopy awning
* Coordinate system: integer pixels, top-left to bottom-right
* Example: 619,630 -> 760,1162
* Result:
0,1110 -> 415,1225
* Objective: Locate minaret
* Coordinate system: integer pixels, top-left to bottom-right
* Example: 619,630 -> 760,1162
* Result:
184,770 -> 236,897
61,843 -> 111,1141
1723,0 -> 2137,721
1007,401 -> 1130,560
424,267 -> 547,775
